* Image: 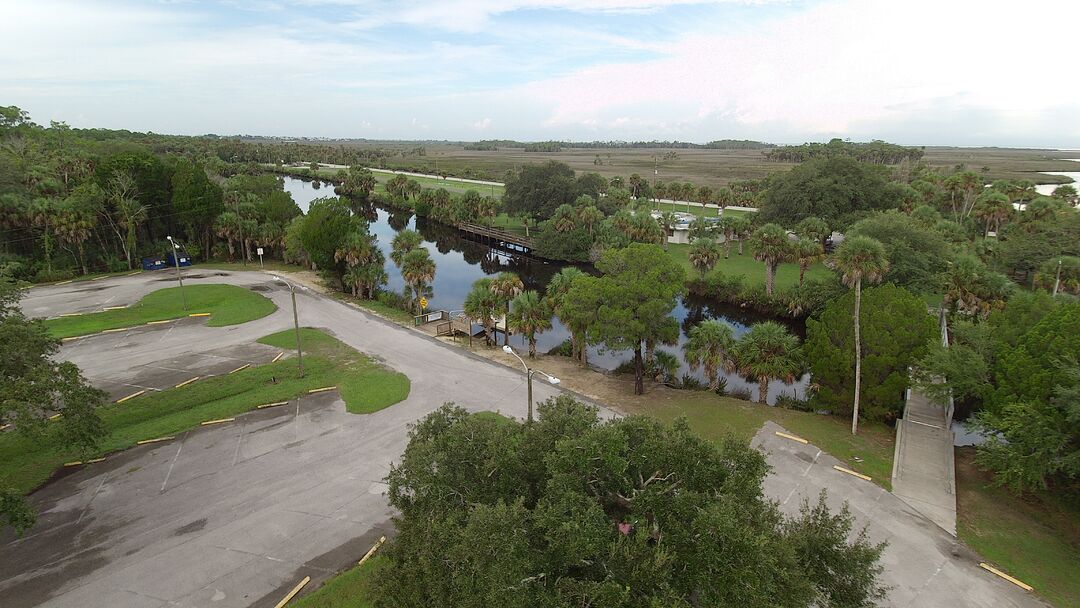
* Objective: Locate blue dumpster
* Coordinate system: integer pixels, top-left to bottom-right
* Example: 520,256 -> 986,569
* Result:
166,252 -> 193,268
141,256 -> 167,271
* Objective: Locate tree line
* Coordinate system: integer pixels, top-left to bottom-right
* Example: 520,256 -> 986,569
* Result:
763,138 -> 925,164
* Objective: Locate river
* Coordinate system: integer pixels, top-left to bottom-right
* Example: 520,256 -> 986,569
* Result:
1035,158 -> 1080,196
281,175 -> 809,403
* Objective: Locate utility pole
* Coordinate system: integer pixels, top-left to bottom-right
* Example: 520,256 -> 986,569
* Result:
167,236 -> 187,311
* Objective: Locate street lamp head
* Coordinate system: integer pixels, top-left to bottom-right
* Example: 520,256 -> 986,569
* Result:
548,376 -> 561,385
502,345 -> 513,354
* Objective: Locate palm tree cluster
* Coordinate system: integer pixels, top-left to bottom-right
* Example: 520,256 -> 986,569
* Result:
683,319 -> 802,403
463,271 -> 552,357
391,229 -> 436,314
335,219 -> 387,299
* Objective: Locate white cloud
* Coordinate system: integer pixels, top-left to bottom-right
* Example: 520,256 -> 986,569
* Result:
520,0 -> 1080,142
472,117 -> 493,130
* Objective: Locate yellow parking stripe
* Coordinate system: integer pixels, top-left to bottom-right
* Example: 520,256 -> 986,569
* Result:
174,377 -> 200,388
200,418 -> 235,426
978,563 -> 1033,591
116,389 -> 146,403
273,576 -> 311,608
229,364 -> 250,374
307,386 -> 337,394
832,465 -> 872,481
774,431 -> 808,444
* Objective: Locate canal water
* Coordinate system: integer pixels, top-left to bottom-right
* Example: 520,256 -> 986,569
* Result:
1035,158 -> 1080,196
283,176 -> 809,403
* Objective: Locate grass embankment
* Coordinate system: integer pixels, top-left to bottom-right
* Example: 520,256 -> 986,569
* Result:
0,328 -> 409,496
293,555 -> 386,608
623,391 -> 895,487
667,243 -> 832,291
956,449 -> 1080,607
44,284 -> 277,339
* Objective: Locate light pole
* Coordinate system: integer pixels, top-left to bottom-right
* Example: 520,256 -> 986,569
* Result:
273,276 -> 305,377
166,236 -> 188,311
502,345 -> 560,424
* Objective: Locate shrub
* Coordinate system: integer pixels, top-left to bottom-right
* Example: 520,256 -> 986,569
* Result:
775,393 -> 813,411
728,386 -> 753,401
546,339 -> 574,357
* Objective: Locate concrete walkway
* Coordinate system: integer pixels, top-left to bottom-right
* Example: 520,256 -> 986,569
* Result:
891,389 -> 957,536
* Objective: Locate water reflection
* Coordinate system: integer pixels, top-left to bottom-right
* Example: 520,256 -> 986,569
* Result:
282,176 -> 808,403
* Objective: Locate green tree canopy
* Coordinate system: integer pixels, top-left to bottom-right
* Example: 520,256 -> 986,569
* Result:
847,211 -> 953,293
377,397 -> 887,608
806,284 -> 936,422
588,244 -> 687,394
0,280 -> 106,535
760,157 -> 900,228
299,197 -> 352,270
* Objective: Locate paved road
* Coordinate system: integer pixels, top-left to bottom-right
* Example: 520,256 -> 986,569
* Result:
3,269 -> 579,607
755,422 -> 1044,608
2,270 -> 1047,607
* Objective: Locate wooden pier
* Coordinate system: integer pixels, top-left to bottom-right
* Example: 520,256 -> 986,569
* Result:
457,223 -> 535,254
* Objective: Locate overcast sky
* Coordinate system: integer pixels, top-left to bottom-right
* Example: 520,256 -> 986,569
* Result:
3,0 -> 1079,147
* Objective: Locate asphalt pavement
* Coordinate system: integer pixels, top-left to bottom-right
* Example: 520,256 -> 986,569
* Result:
0,269 -> 1048,607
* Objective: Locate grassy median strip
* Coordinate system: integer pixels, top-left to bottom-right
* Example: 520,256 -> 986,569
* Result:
0,328 -> 409,496
291,555 -> 386,608
44,284 -> 278,339
622,390 -> 895,488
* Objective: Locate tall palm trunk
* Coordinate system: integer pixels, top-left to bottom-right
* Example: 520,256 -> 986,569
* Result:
503,303 -> 511,346
765,262 -> 776,296
852,278 -> 863,435
758,375 -> 769,404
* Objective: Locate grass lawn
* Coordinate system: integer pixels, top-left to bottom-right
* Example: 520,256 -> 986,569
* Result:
293,556 -> 386,608
0,328 -> 409,496
335,294 -> 415,326
44,284 -> 277,338
955,448 -> 1080,607
622,390 -> 896,488
667,243 -> 832,291
654,201 -> 754,219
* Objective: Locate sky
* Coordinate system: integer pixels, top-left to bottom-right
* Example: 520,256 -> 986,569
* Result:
3,0 -> 1080,147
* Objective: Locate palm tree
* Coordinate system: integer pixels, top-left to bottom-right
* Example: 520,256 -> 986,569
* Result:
682,320 -> 736,391
729,215 -> 752,256
464,277 -> 500,345
577,205 -> 604,236
973,191 -> 1012,236
508,290 -> 552,358
830,236 -> 889,435
795,216 -> 830,250
215,211 -> 242,261
681,182 -> 696,213
688,238 -> 721,277
716,216 -> 736,258
793,238 -> 825,287
53,202 -> 94,275
749,223 -> 791,296
343,254 -> 387,298
734,321 -> 802,404
490,272 -> 524,345
390,229 -> 422,267
658,211 -> 677,251
715,186 -> 735,213
552,204 -> 577,233
400,248 -> 436,314
27,198 -> 58,273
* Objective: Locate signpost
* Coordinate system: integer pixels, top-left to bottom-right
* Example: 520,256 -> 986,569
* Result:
257,247 -> 264,268
419,297 -> 428,312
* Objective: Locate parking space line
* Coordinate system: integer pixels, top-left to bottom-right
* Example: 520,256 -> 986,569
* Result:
229,364 -> 251,374
126,271 -> 141,276
58,312 -> 84,317
137,436 -> 175,445
307,386 -> 337,394
358,536 -> 387,566
103,305 -> 127,311
188,312 -> 211,317
271,352 -> 284,363
145,320 -> 173,325
76,473 -> 109,524
803,449 -> 822,476
160,434 -> 186,493
201,417 -> 235,426
63,457 -> 105,467
231,420 -> 246,466
174,377 -> 200,388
